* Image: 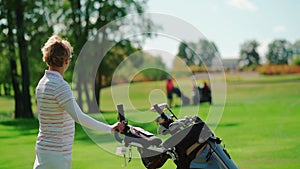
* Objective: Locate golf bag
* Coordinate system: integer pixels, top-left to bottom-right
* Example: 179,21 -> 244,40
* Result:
114,103 -> 238,169
192,86 -> 212,105
170,87 -> 190,106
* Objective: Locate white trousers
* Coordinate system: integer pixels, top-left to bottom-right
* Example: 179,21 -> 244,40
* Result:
33,151 -> 72,169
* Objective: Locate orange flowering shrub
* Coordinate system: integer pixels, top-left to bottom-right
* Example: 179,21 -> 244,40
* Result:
257,64 -> 300,75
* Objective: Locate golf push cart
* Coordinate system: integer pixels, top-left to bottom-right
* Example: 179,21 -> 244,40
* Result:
114,103 -> 238,169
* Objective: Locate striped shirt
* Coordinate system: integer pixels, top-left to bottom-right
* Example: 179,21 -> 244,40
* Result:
35,70 -> 75,153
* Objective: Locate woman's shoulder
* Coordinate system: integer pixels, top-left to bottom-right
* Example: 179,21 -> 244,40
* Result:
41,73 -> 70,90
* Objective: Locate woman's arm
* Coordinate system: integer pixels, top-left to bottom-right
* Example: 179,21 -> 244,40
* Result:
63,99 -> 113,133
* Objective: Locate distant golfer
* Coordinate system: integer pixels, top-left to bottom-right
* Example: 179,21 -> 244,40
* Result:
166,77 -> 189,107
33,35 -> 124,169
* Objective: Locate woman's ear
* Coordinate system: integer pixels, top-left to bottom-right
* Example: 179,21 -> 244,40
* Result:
64,58 -> 69,65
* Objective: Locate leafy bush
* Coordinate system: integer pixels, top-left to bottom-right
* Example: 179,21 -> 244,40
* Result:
292,56 -> 300,66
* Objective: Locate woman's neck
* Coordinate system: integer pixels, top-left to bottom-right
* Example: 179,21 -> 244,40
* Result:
49,66 -> 64,76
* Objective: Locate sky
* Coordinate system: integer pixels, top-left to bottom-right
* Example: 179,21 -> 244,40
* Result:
141,0 -> 300,66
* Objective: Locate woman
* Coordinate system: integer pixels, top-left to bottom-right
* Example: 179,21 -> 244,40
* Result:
33,35 -> 124,169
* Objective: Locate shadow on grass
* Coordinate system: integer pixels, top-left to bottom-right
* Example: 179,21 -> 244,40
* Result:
208,122 -> 240,129
0,118 -> 99,146
0,117 -> 239,144
218,123 -> 239,127
0,119 -> 94,142
0,119 -> 39,128
0,119 -> 39,139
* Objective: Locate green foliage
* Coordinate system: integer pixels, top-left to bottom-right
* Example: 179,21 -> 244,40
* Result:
137,53 -> 167,81
0,0 -> 39,117
198,40 -> 219,67
239,40 -> 260,68
0,0 -> 155,115
171,56 -> 194,77
137,63 -> 168,82
266,39 -> 293,64
292,40 -> 300,57
24,1 -> 55,86
62,0 -> 153,68
111,51 -> 167,83
292,56 -> 300,65
60,0 -> 155,109
0,57 -> 12,96
100,40 -> 143,86
177,39 -> 219,67
0,55 -> 11,84
177,41 -> 196,66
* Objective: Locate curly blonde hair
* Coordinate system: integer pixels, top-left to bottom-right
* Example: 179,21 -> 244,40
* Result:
41,35 -> 73,67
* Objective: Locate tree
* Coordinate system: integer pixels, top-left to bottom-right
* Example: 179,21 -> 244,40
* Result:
292,40 -> 300,57
177,41 -> 197,66
0,0 -> 155,115
0,55 -> 11,96
61,0 -> 154,112
25,1 -> 56,87
266,39 -> 293,64
140,57 -> 167,81
197,39 -> 219,67
111,51 -> 168,82
14,0 -> 34,118
238,40 -> 260,67
0,0 -> 36,118
99,40 -> 139,86
1,0 -> 62,118
291,40 -> 300,65
177,39 -> 219,67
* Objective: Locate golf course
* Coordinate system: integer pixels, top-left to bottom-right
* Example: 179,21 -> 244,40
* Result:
0,72 -> 300,169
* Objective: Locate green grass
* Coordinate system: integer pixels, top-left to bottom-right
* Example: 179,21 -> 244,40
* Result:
0,96 -> 14,119
1,73 -> 300,169
216,80 -> 300,169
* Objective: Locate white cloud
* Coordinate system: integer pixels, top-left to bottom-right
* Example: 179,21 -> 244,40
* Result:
273,25 -> 286,33
227,0 -> 258,11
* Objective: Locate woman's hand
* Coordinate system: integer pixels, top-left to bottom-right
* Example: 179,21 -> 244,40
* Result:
112,121 -> 126,133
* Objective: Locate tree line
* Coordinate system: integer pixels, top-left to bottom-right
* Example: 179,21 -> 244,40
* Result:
177,39 -> 300,70
0,0 -> 153,118
239,39 -> 300,67
1,0 -> 300,119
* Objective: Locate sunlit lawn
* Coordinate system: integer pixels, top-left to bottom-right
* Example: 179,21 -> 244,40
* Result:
0,73 -> 300,169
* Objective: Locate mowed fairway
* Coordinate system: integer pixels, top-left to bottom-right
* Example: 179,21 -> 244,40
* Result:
0,73 -> 300,169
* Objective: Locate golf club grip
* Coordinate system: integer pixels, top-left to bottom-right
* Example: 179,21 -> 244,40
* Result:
153,104 -> 170,120
153,104 -> 164,115
117,104 -> 125,122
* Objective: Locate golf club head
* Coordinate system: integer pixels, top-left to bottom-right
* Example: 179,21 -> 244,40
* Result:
150,103 -> 169,112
